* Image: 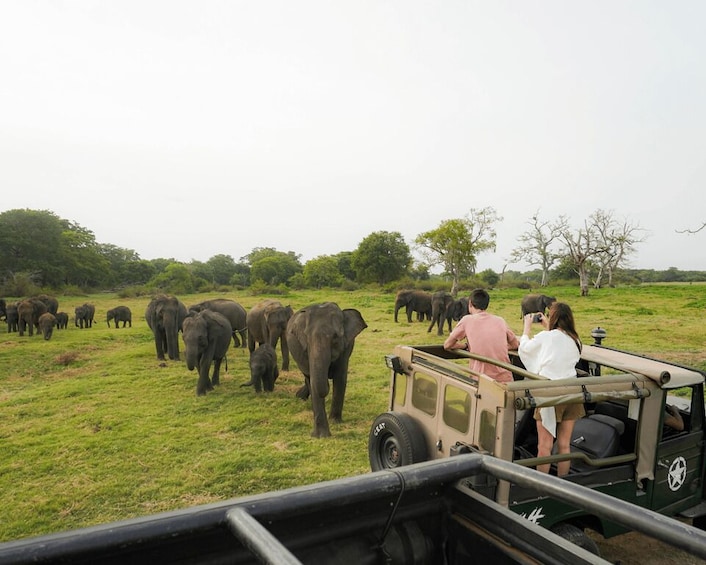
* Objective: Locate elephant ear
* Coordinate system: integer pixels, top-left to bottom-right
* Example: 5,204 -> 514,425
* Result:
289,311 -> 310,353
342,309 -> 367,340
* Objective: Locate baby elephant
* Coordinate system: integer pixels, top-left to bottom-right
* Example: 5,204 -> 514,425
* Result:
242,343 -> 279,393
107,306 -> 132,328
38,312 -> 57,340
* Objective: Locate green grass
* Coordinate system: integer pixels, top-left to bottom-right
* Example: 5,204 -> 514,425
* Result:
0,284 -> 705,541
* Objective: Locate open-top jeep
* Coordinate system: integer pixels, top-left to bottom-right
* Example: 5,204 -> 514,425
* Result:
368,334 -> 706,555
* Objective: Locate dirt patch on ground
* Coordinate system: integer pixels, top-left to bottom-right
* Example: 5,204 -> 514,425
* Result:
591,528 -> 706,564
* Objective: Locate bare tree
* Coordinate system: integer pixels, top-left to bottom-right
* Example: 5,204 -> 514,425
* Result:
561,210 -> 644,296
510,211 -> 568,287
676,222 -> 706,234
591,210 -> 646,288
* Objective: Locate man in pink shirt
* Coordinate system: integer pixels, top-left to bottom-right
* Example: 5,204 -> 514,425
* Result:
443,288 -> 519,383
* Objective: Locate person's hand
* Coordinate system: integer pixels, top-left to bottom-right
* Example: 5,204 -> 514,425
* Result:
523,313 -> 534,333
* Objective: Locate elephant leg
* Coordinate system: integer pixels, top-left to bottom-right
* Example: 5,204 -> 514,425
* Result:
406,305 -> 413,323
196,362 -> 214,396
153,331 -> 166,360
309,376 -> 331,438
231,332 -> 240,348
212,358 -> 222,386
280,339 -> 290,372
238,329 -> 247,348
427,316 -> 436,333
296,377 -> 310,400
329,375 -> 347,424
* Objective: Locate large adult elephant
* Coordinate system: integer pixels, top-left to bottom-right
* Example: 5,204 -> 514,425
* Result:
394,290 -> 432,323
182,310 -> 232,396
520,294 -> 556,318
188,299 -> 247,348
34,294 -> 59,315
18,298 -> 48,336
427,291 -> 455,336
74,303 -> 95,328
145,294 -> 188,361
246,299 -> 293,371
286,302 -> 367,438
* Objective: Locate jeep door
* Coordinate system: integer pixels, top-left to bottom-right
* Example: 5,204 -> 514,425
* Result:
652,384 -> 705,514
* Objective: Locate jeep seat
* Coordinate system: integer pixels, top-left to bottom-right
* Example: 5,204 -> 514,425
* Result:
561,414 -> 625,472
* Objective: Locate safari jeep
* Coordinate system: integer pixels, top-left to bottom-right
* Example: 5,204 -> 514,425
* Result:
368,334 -> 706,555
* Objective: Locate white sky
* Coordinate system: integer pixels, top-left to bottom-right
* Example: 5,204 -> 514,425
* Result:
1,1 -> 705,272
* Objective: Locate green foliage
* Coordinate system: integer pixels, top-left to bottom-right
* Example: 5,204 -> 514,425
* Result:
303,256 -> 344,288
351,231 -> 411,285
0,285 -> 705,541
148,263 -> 197,294
415,207 -> 501,294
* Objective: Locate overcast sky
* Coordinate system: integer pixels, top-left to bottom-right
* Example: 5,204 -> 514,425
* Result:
1,1 -> 704,272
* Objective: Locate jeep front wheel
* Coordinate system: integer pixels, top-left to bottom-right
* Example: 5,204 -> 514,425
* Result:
368,412 -> 428,472
550,523 -> 600,556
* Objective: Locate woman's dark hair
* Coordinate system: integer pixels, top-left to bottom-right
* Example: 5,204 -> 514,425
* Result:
547,302 -> 581,351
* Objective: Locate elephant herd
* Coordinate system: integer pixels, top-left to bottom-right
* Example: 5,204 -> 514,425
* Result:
145,295 -> 368,438
1,295 -> 133,340
394,289 -> 557,334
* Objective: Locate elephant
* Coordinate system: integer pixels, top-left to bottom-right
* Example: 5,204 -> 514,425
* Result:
242,343 -> 279,393
34,294 -> 59,315
286,302 -> 367,438
188,299 -> 247,348
246,299 -> 293,371
450,296 -> 469,321
145,294 -> 188,361
5,303 -> 19,332
55,312 -> 69,330
18,298 -> 48,336
0,298 -> 6,320
74,303 -> 95,328
427,291 -> 455,336
107,306 -> 132,328
182,310 -> 232,396
38,312 -> 57,340
394,290 -> 432,323
520,294 -> 556,318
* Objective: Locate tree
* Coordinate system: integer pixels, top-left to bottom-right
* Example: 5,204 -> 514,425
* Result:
511,211 -> 568,287
250,253 -> 302,286
60,222 -> 111,287
303,256 -> 343,288
351,231 -> 411,285
415,207 -> 501,296
676,222 -> 706,234
0,209 -> 66,286
333,252 -> 356,281
206,254 -> 237,286
148,263 -> 197,294
590,210 -> 645,288
559,210 -> 643,296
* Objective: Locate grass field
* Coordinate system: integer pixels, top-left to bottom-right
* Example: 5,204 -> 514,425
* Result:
1,284 -> 705,542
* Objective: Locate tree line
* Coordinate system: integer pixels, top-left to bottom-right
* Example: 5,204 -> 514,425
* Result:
0,208 -> 703,298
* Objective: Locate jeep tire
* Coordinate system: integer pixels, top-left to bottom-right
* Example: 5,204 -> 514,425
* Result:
550,523 -> 600,556
368,412 -> 428,471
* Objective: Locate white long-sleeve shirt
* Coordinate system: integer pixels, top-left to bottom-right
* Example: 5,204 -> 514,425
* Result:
518,329 -> 580,380
518,329 -> 581,437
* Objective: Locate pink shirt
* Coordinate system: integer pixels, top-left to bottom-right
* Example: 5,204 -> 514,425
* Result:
447,312 -> 520,382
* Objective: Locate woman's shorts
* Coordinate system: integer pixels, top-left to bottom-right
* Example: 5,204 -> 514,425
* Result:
535,403 -> 585,422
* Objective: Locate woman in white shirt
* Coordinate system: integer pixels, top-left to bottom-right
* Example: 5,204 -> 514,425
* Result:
519,302 -> 582,476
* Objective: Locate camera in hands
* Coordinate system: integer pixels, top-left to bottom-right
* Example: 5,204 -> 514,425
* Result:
532,313 -> 543,323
